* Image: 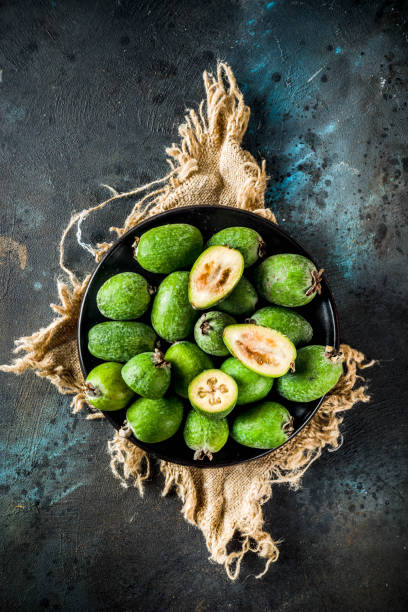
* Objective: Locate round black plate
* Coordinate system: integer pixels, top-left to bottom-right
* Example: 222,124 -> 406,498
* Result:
78,205 -> 339,468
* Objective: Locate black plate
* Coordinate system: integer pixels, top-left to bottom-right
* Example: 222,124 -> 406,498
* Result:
78,205 -> 339,468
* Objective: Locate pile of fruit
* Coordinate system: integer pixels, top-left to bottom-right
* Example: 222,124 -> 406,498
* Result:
84,223 -> 343,461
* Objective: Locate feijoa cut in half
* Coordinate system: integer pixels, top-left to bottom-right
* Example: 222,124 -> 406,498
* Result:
184,409 -> 229,461
223,324 -> 296,378
207,226 -> 265,267
276,345 -> 343,402
188,246 -> 244,309
96,272 -> 152,320
121,349 -> 171,399
188,369 -> 238,419
250,306 -> 313,346
231,401 -> 293,449
85,362 -> 134,412
254,253 -> 324,307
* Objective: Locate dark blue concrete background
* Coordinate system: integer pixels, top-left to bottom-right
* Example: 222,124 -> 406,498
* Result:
0,0 -> 407,610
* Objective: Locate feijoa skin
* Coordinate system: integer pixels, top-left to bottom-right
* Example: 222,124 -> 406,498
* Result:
96,272 -> 152,320
218,277 -> 258,316
188,246 -> 244,309
151,271 -> 198,342
188,369 -> 238,419
164,341 -> 214,398
207,226 -> 265,267
194,311 -> 236,356
220,357 -> 273,405
276,345 -> 343,402
231,401 -> 293,449
251,306 -> 313,347
126,396 -> 184,443
184,410 -> 229,460
88,321 -> 156,363
135,223 -> 203,274
121,350 -> 171,399
254,254 -> 323,307
85,362 -> 134,411
223,324 -> 296,378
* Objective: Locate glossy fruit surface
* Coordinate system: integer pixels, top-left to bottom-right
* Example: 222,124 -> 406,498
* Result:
251,306 -> 313,346
183,410 -> 229,460
151,271 -> 198,341
231,401 -> 292,449
218,277 -> 258,316
85,362 -> 134,411
121,350 -> 171,398
194,311 -> 236,356
207,226 -> 264,267
88,321 -> 156,363
220,357 -> 273,405
126,396 -> 184,443
164,341 -> 214,398
136,223 -> 203,274
96,272 -> 151,320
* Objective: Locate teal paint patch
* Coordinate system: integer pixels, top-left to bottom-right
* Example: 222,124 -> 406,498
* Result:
266,1 -> 276,9
33,281 -> 43,291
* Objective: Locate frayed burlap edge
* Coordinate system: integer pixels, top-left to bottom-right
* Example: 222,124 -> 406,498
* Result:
0,62 -> 374,580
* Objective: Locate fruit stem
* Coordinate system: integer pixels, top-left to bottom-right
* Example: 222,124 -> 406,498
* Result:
153,348 -> 169,368
85,382 -> 101,398
258,238 -> 266,258
200,318 -> 211,335
147,284 -> 156,296
193,448 -> 214,461
305,268 -> 324,297
324,346 -> 345,364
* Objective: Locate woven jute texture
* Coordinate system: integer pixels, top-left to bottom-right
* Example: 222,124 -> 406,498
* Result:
1,63 -> 374,580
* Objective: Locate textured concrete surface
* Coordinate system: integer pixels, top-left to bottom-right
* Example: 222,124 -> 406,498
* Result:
0,0 -> 407,610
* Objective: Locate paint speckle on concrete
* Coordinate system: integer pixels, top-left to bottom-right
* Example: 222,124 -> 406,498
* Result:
33,281 -> 42,291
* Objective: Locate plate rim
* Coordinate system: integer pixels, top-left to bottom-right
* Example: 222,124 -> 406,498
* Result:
77,204 -> 340,468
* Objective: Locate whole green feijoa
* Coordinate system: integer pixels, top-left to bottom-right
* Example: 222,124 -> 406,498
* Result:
231,401 -> 293,449
207,226 -> 265,267
250,306 -> 313,346
184,410 -> 229,461
135,224 -> 203,274
194,311 -> 236,356
218,277 -> 258,316
121,350 -> 171,398
126,396 -> 183,443
96,272 -> 152,320
151,271 -> 198,342
85,362 -> 134,411
276,345 -> 343,402
188,369 -> 238,419
220,357 -> 273,405
88,321 -> 156,363
164,341 -> 213,398
254,253 -> 324,307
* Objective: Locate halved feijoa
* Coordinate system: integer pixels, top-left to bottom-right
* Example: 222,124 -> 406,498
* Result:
231,401 -> 293,449
183,410 -> 229,460
207,226 -> 265,267
250,306 -> 313,346
85,362 -> 134,411
220,357 -> 274,405
188,369 -> 238,419
164,341 -> 214,398
194,311 -> 236,357
218,276 -> 258,316
151,271 -> 198,341
96,272 -> 152,320
126,396 -> 184,443
135,223 -> 203,274
276,345 -> 343,402
188,246 -> 244,309
223,324 -> 296,378
121,349 -> 171,399
254,253 -> 324,307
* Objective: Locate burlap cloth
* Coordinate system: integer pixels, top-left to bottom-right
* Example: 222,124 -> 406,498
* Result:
1,63 -> 374,580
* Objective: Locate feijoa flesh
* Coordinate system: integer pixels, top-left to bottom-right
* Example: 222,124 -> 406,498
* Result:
255,253 -> 324,307
231,401 -> 293,449
85,362 -> 134,411
126,396 -> 184,443
220,357 -> 273,405
207,226 -> 265,267
194,311 -> 236,356
223,324 -> 296,378
188,369 -> 238,419
218,276 -> 258,316
121,349 -> 171,398
135,223 -> 203,274
184,409 -> 229,460
250,306 -> 313,346
88,321 -> 156,363
151,271 -> 198,342
276,345 -> 343,402
188,246 -> 244,309
164,341 -> 214,398
96,272 -> 152,320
